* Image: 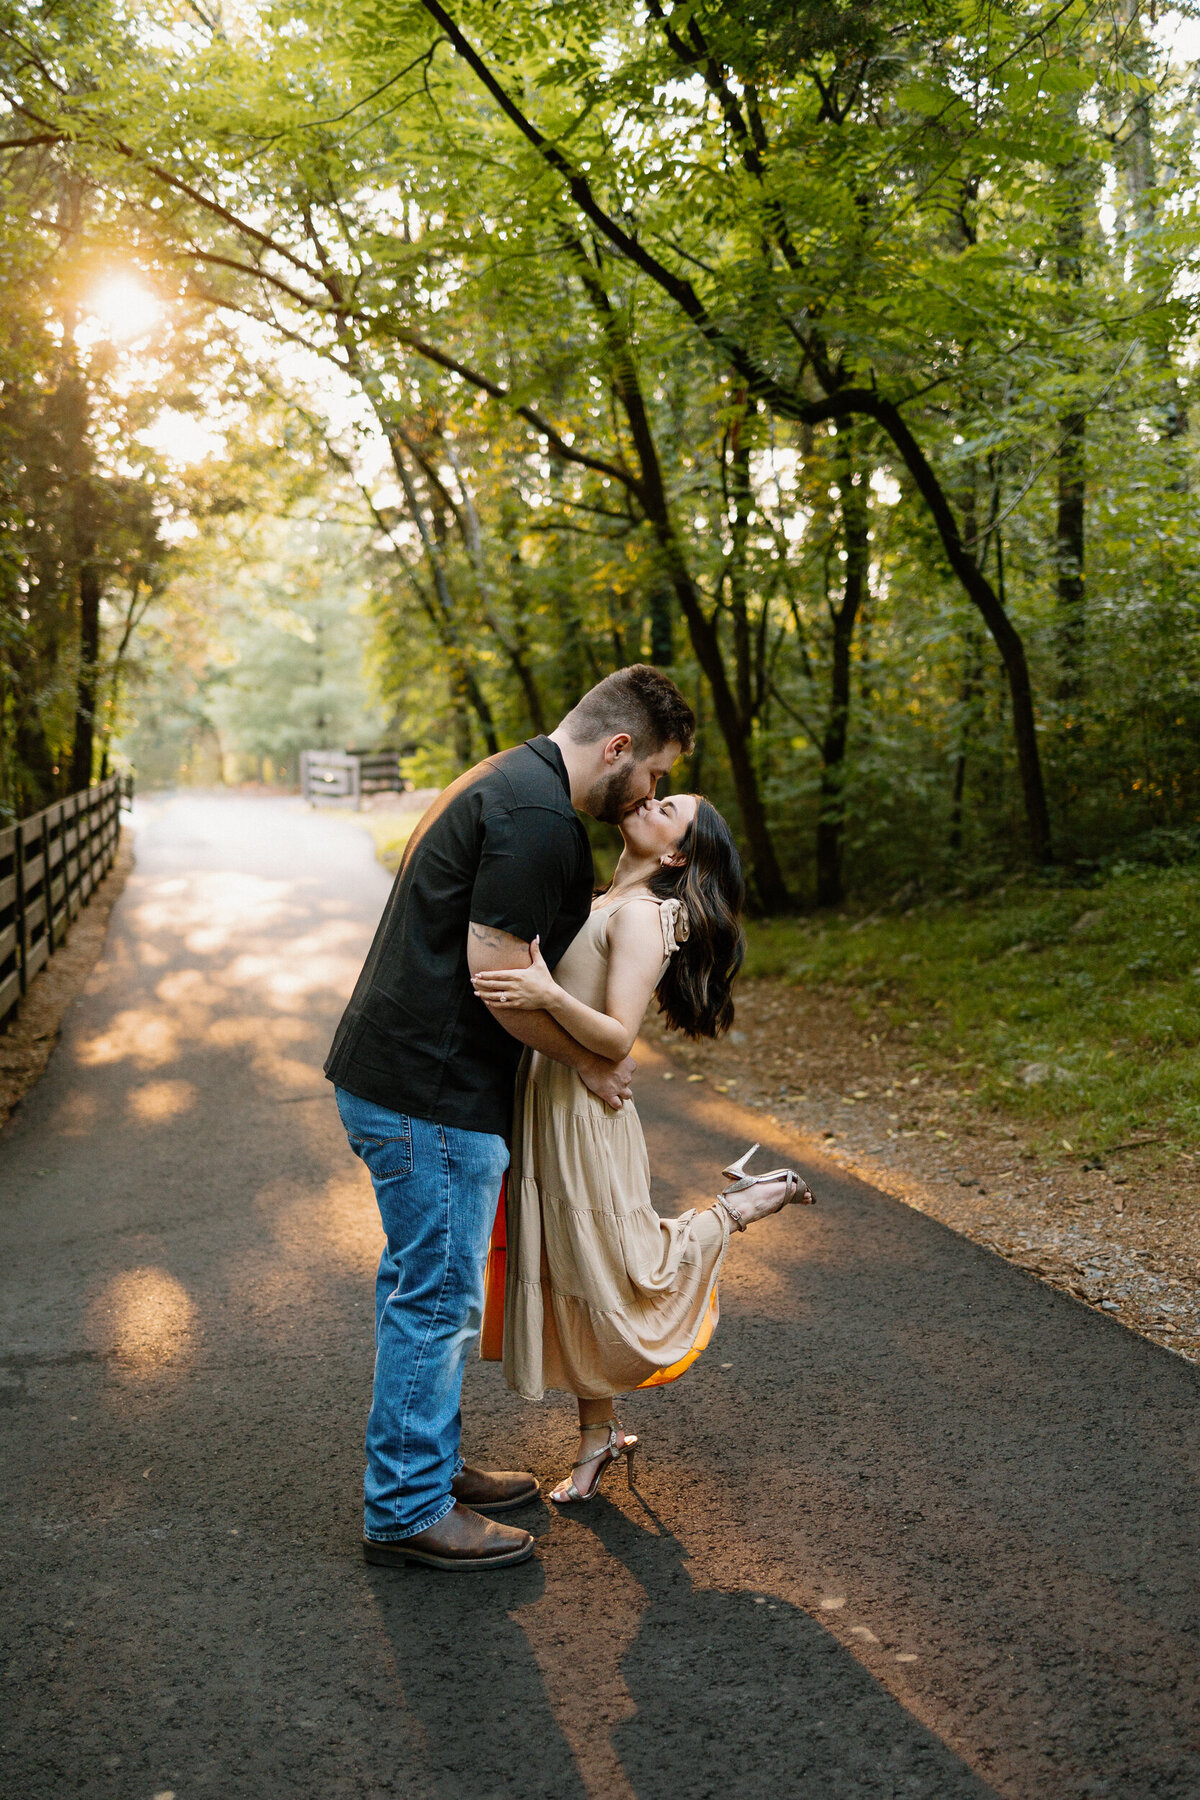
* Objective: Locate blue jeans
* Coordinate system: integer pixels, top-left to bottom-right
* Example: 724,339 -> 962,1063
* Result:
334,1087 -> 510,1541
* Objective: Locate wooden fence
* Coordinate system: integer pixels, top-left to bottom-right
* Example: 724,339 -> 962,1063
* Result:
0,775 -> 129,1031
299,749 -> 407,808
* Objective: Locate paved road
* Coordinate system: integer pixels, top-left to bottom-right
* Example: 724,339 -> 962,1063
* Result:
2,793 -> 1198,1800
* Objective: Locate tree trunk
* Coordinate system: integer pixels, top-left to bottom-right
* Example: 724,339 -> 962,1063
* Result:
726,412 -> 755,725
949,631 -> 984,854
663,547 -> 790,909
70,551 -> 101,792
648,585 -> 674,665
1055,411 -> 1085,703
848,394 -> 1053,864
816,434 -> 869,906
568,252 -> 790,905
1123,31 -> 1188,447
451,689 -> 474,765
66,362 -> 100,795
340,339 -> 501,757
444,439 -> 550,733
13,680 -> 57,814
1054,157 -> 1087,704
387,437 -> 500,757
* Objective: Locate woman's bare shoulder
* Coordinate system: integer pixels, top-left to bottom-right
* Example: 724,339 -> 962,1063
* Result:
606,894 -> 667,954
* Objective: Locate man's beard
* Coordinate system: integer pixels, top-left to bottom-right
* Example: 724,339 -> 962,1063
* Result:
585,762 -> 643,825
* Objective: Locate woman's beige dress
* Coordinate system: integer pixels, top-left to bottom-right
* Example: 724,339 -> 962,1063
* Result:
503,894 -> 731,1402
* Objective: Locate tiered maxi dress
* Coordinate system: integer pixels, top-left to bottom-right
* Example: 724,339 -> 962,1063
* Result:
501,894 -> 731,1403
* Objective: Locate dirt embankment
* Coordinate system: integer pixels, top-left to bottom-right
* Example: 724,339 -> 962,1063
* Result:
642,978 -> 1200,1364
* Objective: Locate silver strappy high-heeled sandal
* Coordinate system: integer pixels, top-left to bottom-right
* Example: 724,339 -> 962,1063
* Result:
550,1419 -> 639,1504
717,1143 -> 814,1230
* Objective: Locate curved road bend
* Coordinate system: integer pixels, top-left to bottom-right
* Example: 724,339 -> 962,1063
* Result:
1,792 -> 1197,1800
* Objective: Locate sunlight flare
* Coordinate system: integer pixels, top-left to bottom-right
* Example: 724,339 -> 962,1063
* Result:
84,273 -> 161,343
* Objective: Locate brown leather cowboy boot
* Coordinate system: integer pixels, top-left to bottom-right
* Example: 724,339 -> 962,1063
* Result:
362,1503 -> 534,1571
451,1465 -> 540,1513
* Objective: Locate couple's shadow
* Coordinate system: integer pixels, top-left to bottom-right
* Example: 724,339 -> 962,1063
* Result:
366,1491 -> 996,1800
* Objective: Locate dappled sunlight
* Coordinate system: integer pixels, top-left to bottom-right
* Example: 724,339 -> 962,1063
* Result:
92,1267 -> 196,1371
75,859 -> 372,1089
221,1172 -> 382,1340
256,1054 -> 323,1090
254,1171 -> 382,1275
132,874 -> 370,1025
201,1015 -> 318,1092
204,1014 -> 307,1050
155,968 -> 228,1009
218,934 -> 365,1010
43,799 -> 394,1377
127,1079 -> 198,1125
77,1007 -> 179,1070
133,871 -> 301,956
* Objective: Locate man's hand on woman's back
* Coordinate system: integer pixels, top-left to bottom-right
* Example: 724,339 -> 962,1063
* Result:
578,1053 -> 636,1111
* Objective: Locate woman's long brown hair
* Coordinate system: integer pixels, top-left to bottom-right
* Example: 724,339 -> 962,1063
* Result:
646,797 -> 745,1038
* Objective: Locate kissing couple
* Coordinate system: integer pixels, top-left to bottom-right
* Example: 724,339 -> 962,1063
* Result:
325,665 -> 814,1570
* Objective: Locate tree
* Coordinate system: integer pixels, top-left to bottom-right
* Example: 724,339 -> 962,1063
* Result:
4,0 -> 1199,896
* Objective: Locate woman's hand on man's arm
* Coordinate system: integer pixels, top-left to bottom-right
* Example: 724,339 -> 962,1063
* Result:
471,935 -> 560,1013
467,922 -> 634,1108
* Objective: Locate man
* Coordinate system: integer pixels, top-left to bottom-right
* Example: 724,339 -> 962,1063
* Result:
326,665 -> 695,1570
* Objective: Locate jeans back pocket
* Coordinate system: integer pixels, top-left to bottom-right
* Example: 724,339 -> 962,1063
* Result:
348,1122 -> 414,1178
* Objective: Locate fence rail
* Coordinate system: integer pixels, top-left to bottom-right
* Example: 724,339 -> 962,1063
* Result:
0,775 -> 129,1031
299,749 -> 407,809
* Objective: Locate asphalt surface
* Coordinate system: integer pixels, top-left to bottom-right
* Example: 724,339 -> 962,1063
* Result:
1,792 -> 1198,1800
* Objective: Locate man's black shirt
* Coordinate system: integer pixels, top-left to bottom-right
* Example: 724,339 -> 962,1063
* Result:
324,737 -> 593,1136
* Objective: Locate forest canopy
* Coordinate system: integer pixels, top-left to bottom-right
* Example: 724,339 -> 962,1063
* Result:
3,0 -> 1200,906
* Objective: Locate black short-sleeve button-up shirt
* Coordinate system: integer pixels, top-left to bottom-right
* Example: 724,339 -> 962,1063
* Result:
324,737 -> 593,1136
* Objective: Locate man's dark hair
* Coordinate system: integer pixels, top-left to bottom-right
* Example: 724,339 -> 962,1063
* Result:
560,665 -> 695,757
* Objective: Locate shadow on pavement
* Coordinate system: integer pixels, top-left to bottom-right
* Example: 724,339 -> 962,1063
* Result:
367,1550 -> 584,1800
368,1489 -> 997,1800
583,1498 -> 995,1800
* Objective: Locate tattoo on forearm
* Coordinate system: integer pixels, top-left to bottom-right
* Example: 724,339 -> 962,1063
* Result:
469,922 -> 504,948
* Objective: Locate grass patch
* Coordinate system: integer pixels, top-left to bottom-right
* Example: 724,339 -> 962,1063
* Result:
745,864 -> 1200,1158
353,811 -> 422,873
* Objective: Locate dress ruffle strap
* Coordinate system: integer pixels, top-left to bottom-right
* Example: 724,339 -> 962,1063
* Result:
659,896 -> 690,956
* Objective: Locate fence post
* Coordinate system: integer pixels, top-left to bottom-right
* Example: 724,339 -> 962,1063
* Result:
65,792 -> 79,924
82,786 -> 95,900
13,817 -> 26,999
43,806 -> 56,958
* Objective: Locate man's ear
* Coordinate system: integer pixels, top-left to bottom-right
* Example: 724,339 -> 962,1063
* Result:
601,731 -> 633,765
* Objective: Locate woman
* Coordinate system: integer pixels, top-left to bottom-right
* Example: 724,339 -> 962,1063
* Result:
471,793 -> 813,1504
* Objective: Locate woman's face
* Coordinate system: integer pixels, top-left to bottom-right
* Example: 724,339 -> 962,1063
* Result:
620,792 -> 698,865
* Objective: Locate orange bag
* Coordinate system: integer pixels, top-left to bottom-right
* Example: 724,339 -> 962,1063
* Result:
479,1176 -> 507,1362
